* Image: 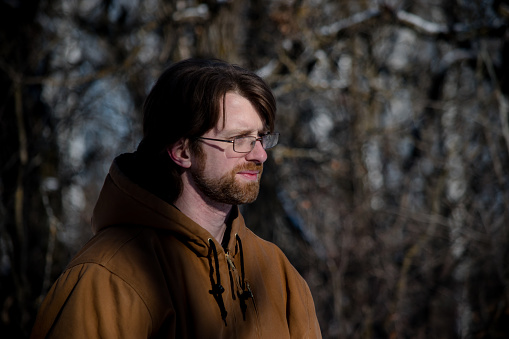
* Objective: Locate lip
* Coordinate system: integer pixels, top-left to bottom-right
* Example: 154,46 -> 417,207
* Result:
237,170 -> 259,180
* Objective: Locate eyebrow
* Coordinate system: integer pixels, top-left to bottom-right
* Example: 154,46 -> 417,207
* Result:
226,128 -> 268,137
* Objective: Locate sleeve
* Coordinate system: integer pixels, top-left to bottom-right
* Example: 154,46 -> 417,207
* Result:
30,263 -> 155,339
287,273 -> 322,339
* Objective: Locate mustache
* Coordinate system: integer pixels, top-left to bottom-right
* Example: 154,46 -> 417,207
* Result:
235,163 -> 263,172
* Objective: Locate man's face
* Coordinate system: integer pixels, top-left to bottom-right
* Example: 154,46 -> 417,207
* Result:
190,92 -> 268,205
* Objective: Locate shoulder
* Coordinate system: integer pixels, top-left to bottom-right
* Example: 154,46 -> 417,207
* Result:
238,228 -> 322,337
65,225 -> 174,319
70,225 -> 165,269
32,261 -> 165,338
242,227 -> 290,261
240,227 -> 308,284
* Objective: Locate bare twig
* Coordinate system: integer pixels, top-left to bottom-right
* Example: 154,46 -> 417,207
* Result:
395,10 -> 449,35
271,145 -> 327,164
319,8 -> 381,37
319,5 -> 500,38
480,42 -> 509,166
38,187 -> 62,303
173,4 -> 209,22
14,80 -> 27,264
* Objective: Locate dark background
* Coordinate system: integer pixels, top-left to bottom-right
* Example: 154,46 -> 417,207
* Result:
2,0 -> 509,338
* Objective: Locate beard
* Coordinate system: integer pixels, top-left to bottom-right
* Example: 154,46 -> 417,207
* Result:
191,162 -> 263,206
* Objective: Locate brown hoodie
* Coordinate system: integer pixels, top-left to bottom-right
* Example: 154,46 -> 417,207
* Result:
31,155 -> 322,338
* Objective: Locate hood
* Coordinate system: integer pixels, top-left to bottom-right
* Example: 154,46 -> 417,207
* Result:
91,153 -> 246,257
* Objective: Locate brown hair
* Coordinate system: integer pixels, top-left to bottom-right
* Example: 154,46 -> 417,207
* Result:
132,58 -> 276,203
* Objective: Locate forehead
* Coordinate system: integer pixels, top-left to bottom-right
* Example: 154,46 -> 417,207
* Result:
214,92 -> 265,134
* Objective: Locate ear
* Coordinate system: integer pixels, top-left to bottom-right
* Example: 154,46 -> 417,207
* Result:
167,139 -> 192,169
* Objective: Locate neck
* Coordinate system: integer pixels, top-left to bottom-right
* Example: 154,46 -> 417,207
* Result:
174,174 -> 233,244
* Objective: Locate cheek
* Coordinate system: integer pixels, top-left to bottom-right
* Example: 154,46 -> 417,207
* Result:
213,149 -> 236,166
201,156 -> 230,177
212,159 -> 243,178
198,147 -> 244,177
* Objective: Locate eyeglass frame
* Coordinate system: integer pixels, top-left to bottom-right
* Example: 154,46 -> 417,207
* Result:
196,132 -> 279,153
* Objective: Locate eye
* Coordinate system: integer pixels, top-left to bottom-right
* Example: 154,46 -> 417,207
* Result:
235,136 -> 253,143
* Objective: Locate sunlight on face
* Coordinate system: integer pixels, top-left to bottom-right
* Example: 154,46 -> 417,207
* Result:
191,92 -> 267,205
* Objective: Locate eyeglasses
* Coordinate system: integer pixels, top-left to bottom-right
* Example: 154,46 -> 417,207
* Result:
196,132 -> 279,153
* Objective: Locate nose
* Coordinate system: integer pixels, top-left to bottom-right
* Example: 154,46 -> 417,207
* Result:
245,139 -> 267,163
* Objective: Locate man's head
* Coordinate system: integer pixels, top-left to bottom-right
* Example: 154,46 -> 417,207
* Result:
136,58 -> 277,204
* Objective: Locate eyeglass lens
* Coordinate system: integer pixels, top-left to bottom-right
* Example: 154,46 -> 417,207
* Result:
233,133 -> 279,153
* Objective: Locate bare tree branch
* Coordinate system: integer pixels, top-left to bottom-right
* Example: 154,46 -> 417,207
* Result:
319,8 -> 381,37
481,42 -> 509,162
319,5 -> 504,38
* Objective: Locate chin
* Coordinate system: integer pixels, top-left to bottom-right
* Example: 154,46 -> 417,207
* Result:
222,183 -> 260,205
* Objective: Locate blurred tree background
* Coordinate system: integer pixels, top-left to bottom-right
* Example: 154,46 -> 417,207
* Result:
2,0 -> 509,338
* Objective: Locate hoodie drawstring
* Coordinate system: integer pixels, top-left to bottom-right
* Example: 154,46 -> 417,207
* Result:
235,234 -> 254,302
208,234 -> 256,324
208,238 -> 228,325
225,234 -> 255,320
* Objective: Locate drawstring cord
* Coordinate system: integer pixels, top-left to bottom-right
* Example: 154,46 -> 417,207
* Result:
235,234 -> 254,301
208,238 -> 228,325
225,234 -> 255,320
208,234 -> 256,324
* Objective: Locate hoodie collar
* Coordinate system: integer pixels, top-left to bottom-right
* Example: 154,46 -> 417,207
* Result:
91,153 -> 246,257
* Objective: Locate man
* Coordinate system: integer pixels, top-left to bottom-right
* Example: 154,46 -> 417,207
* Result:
31,58 -> 321,338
